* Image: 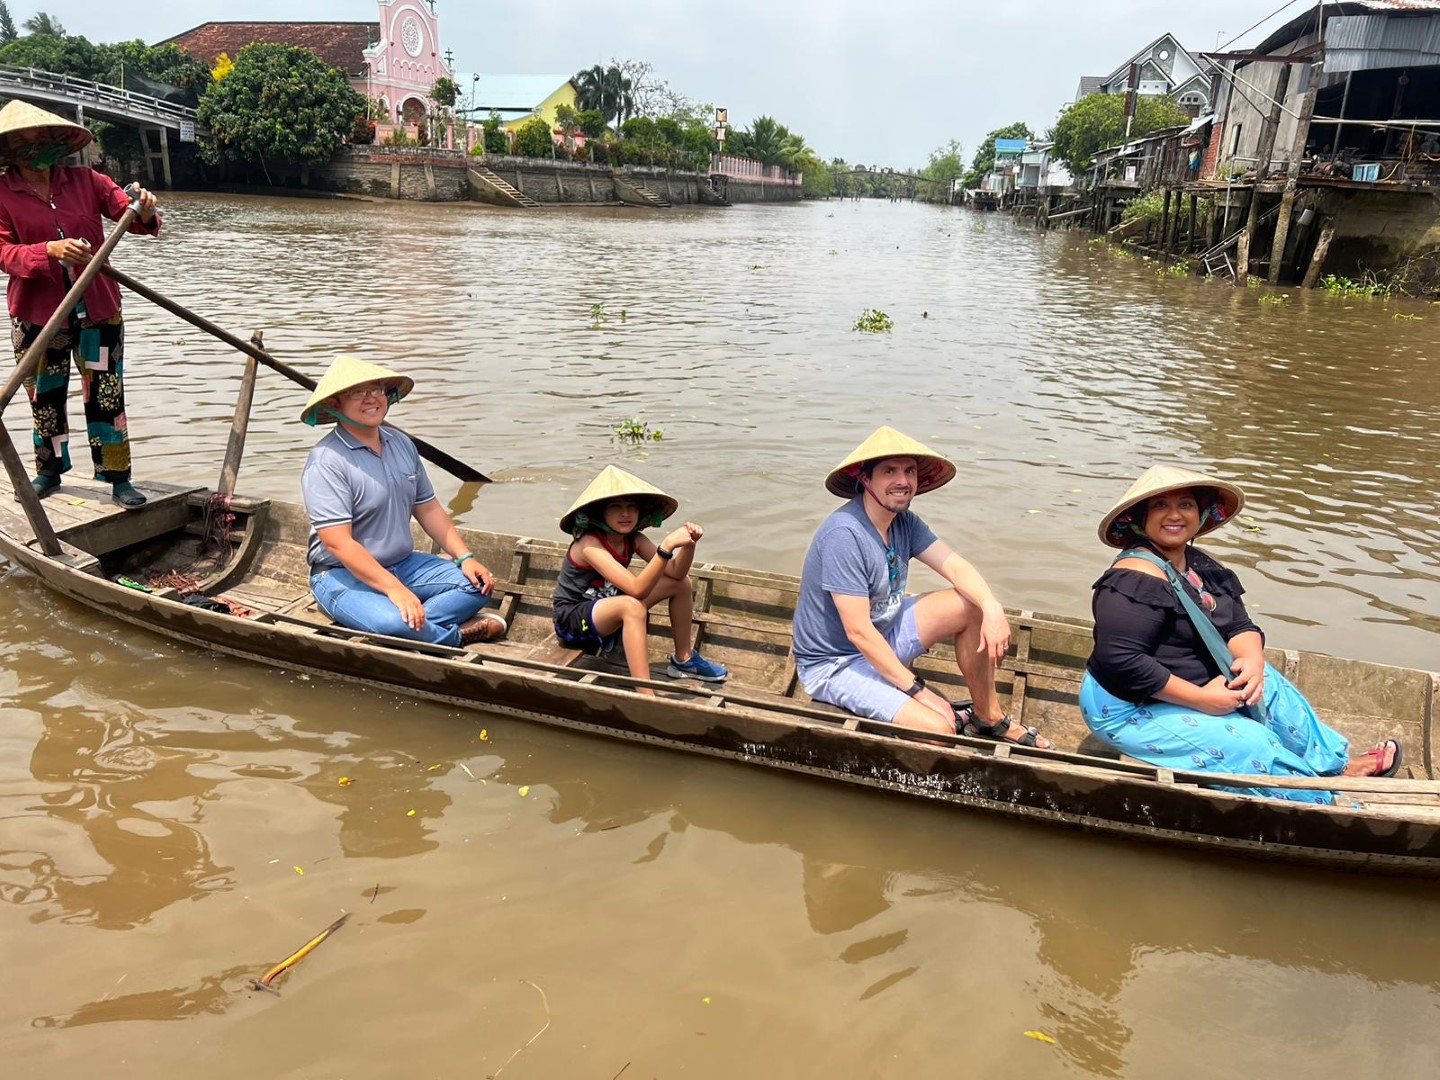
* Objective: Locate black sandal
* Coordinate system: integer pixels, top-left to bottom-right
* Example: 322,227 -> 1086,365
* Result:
952,703 -> 1044,748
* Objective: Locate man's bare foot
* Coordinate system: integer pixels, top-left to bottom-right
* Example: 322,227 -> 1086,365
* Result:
1342,739 -> 1401,777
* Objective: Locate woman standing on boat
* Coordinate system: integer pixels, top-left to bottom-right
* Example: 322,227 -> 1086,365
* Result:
1080,465 -> 1402,803
0,101 -> 160,508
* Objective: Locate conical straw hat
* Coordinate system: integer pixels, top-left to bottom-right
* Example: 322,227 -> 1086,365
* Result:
559,465 -> 679,534
824,426 -> 956,498
1098,464 -> 1246,548
300,355 -> 413,426
0,100 -> 92,159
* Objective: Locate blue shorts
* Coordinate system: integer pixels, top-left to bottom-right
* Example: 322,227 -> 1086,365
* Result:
796,597 -> 926,723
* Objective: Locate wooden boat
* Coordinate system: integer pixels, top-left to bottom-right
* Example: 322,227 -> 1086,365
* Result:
2,468 -> 1439,877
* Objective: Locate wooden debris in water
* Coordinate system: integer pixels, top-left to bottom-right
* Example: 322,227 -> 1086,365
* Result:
251,912 -> 351,995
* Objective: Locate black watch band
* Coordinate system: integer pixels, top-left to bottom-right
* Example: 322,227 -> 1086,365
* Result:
903,676 -> 925,698
656,546 -> 674,560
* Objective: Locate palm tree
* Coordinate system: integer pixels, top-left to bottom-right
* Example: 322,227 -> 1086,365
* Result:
571,64 -> 634,135
22,11 -> 64,35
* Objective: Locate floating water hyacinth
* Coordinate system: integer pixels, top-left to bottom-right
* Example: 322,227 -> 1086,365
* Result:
853,309 -> 893,333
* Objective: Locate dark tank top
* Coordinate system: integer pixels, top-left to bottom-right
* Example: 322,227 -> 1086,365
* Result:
552,533 -> 636,608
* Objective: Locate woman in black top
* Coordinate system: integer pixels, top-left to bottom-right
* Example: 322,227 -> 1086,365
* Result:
1079,465 -> 1401,803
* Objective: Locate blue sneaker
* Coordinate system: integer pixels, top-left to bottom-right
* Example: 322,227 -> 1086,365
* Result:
667,650 -> 728,681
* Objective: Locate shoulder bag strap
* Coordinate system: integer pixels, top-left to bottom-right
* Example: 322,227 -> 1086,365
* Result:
1114,547 -> 1268,724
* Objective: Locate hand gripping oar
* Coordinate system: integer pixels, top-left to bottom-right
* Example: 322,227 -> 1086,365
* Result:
100,265 -> 491,485
0,184 -> 146,411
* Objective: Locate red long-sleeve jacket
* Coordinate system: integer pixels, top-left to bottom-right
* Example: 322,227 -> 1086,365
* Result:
0,166 -> 161,325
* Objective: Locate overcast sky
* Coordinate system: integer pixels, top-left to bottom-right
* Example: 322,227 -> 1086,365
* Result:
41,0 -> 1300,165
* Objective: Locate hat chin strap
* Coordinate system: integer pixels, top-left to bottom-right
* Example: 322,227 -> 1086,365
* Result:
321,405 -> 381,429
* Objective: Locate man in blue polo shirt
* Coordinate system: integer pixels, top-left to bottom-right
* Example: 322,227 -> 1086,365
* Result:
299,356 -> 505,646
792,427 -> 1049,746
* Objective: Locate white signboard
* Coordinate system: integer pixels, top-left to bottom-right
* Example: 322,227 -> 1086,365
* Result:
179,120 -> 195,143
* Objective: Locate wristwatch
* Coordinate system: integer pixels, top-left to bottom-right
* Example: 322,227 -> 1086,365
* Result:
903,676 -> 926,697
656,546 -> 674,560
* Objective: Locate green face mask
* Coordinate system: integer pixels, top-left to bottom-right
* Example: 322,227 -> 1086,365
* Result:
18,141 -> 69,169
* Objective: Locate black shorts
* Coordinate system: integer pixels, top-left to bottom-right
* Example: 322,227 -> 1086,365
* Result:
553,599 -> 621,655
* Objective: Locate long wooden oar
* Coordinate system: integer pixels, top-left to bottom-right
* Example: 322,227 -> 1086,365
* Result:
101,266 -> 491,484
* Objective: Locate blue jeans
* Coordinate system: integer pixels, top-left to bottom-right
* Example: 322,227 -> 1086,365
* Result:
310,551 -> 489,646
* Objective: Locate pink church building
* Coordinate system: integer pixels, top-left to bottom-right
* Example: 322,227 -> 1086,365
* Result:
162,1 -> 455,127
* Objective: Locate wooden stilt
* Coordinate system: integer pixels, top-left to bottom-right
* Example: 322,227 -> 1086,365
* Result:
1186,194 -> 1198,253
1269,57 -> 1325,285
1236,189 -> 1257,279
1301,221 -> 1337,288
218,331 -> 264,496
1159,187 -> 1171,249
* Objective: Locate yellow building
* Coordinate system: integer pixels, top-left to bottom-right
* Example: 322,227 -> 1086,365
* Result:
461,73 -> 577,132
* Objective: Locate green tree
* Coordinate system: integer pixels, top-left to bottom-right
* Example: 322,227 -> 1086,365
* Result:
479,110 -> 508,154
0,31 -> 102,78
572,63 -> 634,133
576,108 -> 607,140
429,76 -> 458,108
1049,94 -> 1190,175
0,3 -> 17,45
196,42 -> 366,181
919,138 -> 966,203
962,123 -> 1032,189
97,40 -> 210,103
22,11 -> 64,36
512,114 -> 553,157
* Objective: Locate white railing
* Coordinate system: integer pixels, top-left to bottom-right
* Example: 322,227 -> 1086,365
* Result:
709,153 -> 802,185
0,64 -> 205,131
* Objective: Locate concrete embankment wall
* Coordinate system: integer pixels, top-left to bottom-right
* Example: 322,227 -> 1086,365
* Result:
1312,188 -> 1440,276
311,146 -> 800,205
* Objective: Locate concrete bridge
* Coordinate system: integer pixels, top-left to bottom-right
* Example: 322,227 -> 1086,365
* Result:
0,63 -> 206,187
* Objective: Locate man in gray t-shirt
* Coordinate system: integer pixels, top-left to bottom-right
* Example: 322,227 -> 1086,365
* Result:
792,427 -> 1048,746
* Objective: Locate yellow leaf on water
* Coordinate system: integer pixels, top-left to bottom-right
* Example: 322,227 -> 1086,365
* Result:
293,866 -> 304,875
1024,1030 -> 1056,1045
268,858 -> 280,864
1071,488 -> 1083,493
479,729 -> 489,741
1026,509 -> 1040,514
518,786 -> 530,797
338,776 -> 354,786
427,764 -> 442,772
406,809 -> 416,817
702,996 -> 711,1005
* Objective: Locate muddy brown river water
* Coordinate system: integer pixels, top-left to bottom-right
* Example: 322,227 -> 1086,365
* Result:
2,195 -> 1439,1078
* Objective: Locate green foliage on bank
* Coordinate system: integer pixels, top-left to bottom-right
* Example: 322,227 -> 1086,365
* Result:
1049,94 -> 1191,175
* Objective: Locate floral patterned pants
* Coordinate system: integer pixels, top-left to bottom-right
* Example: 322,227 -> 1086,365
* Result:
1080,664 -> 1351,804
12,313 -> 131,482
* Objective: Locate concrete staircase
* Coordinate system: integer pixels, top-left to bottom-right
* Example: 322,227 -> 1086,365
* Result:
613,169 -> 672,208
467,166 -> 541,209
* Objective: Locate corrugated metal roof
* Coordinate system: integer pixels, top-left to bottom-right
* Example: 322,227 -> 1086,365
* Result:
1325,11 -> 1440,70
1251,0 -> 1440,54
994,139 -> 1028,155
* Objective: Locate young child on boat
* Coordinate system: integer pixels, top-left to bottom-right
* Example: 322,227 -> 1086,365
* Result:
553,466 -> 728,687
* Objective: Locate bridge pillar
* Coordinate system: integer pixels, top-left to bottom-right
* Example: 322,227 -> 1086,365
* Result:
139,127 -> 172,190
